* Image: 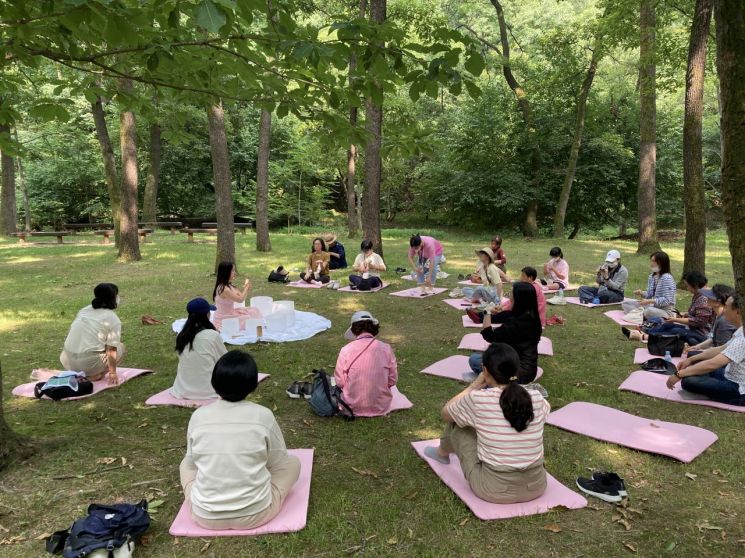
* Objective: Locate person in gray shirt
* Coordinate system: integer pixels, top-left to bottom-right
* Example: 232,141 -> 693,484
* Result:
578,249 -> 628,304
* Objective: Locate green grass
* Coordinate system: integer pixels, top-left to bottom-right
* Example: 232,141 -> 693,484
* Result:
0,229 -> 742,557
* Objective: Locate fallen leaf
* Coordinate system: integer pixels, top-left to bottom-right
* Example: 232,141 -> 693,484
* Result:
387,537 -> 398,545
96,457 -> 117,465
137,423 -> 148,428
34,532 -> 52,540
407,527 -> 414,539
623,542 -> 637,553
543,524 -> 562,533
199,540 -> 211,553
696,520 -> 723,532
351,467 -> 379,479
404,492 -> 418,500
148,499 -> 164,512
665,542 -> 677,552
0,525 -> 8,533
685,473 -> 698,481
121,457 -> 127,466
618,519 -> 631,531
459,517 -> 469,527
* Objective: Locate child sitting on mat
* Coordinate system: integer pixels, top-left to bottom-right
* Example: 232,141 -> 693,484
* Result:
171,298 -> 226,400
425,342 -> 549,504
212,261 -> 262,331
541,246 -> 569,291
180,350 -> 300,530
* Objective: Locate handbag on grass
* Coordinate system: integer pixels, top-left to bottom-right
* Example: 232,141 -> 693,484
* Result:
647,334 -> 685,357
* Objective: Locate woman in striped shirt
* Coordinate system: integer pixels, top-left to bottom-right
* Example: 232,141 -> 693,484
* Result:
622,251 -> 677,319
425,343 -> 549,504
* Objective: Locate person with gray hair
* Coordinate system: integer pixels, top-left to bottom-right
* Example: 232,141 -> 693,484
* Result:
577,249 -> 628,304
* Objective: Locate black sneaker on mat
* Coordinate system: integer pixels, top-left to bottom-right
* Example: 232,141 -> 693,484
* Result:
576,475 -> 623,503
286,382 -> 304,399
591,471 -> 627,497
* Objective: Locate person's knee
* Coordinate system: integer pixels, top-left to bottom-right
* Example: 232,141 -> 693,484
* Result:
468,353 -> 482,373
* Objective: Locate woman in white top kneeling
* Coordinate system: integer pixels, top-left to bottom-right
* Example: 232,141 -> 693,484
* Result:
180,350 -> 300,529
170,298 -> 227,400
425,342 -> 549,504
60,283 -> 125,384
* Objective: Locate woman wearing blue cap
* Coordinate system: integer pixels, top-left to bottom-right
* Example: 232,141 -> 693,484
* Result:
171,298 -> 227,400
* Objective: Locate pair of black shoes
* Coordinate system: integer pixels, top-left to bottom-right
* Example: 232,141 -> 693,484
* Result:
576,472 -> 627,503
286,381 -> 312,400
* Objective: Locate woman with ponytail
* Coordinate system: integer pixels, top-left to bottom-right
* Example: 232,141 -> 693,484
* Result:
425,343 -> 549,504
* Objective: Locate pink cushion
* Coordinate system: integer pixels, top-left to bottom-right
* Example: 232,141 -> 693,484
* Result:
13,368 -> 152,400
620,370 -> 745,413
458,334 -> 554,356
547,401 -> 717,463
145,374 -> 270,408
337,282 -> 390,293
420,355 -> 542,382
169,449 -> 313,537
390,287 -> 447,298
411,440 -> 586,520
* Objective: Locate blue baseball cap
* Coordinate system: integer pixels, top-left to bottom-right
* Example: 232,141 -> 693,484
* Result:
186,297 -> 211,315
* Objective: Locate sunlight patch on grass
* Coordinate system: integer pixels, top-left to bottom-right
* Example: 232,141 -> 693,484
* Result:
414,427 -> 443,440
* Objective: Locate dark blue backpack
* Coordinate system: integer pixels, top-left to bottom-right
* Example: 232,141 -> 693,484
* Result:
53,500 -> 150,558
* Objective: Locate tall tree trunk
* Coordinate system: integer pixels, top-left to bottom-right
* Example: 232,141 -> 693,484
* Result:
207,102 -> 236,268
143,122 -> 161,223
0,124 -> 17,235
362,0 -> 386,256
13,130 -> 30,231
91,97 -> 122,246
681,0 -> 712,280
255,108 -> 272,252
490,0 -> 539,237
554,46 -> 601,238
346,0 -> 367,238
117,79 -> 141,262
716,0 -> 745,299
637,0 -> 660,254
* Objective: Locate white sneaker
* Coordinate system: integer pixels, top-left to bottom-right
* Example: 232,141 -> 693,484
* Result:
548,294 -> 566,305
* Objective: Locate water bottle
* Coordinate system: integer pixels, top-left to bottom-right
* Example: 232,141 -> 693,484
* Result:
558,288 -> 564,298
664,351 -> 673,364
592,297 -> 601,305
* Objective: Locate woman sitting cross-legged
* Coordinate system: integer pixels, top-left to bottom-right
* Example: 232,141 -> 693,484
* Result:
180,350 -> 301,529
300,237 -> 331,285
334,310 -> 398,417
170,298 -> 227,400
212,261 -> 262,331
424,343 -> 549,504
466,282 -> 543,385
462,247 -> 503,306
621,250 -> 676,320
348,240 -> 387,291
60,283 -> 125,384
666,293 -> 745,406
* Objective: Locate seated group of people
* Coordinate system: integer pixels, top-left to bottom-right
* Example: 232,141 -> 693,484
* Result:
297,235 -> 387,291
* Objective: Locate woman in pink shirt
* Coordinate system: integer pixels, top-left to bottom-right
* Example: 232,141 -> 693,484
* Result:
334,311 -> 398,417
408,234 -> 444,287
542,246 -> 569,291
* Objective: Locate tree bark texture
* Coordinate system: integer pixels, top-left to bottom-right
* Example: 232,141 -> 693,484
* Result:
207,102 -> 236,269
716,0 -> 745,299
117,79 -> 141,262
554,46 -> 601,238
0,124 -> 17,235
13,130 -> 30,231
143,122 -> 161,223
91,97 -> 122,246
490,0 -> 539,237
346,0 -> 367,238
637,0 -> 660,254
362,0 -> 386,256
255,108 -> 272,252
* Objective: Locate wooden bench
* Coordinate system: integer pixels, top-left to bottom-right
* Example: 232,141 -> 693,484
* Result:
11,231 -> 69,244
64,223 -> 113,234
94,229 -> 154,244
138,221 -> 183,234
180,228 -> 218,243
201,222 -> 253,234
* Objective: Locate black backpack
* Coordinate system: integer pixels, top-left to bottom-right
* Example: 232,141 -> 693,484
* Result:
308,369 -> 354,420
47,500 -> 150,557
268,266 -> 290,283
648,334 -> 686,357
641,358 -> 678,375
34,375 -> 93,400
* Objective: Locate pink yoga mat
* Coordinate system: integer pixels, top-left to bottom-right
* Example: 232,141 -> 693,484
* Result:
145,374 -> 270,408
547,401 -> 717,463
458,334 -> 554,356
458,279 -> 480,286
390,287 -> 447,298
13,368 -> 152,400
565,297 -> 635,308
386,387 -> 413,413
420,355 -> 543,382
634,348 -> 681,365
287,280 -> 323,289
462,314 -> 482,328
444,298 -> 474,310
169,448 -> 313,537
604,310 -> 638,326
411,440 -> 586,520
542,284 -> 578,293
620,371 -> 745,413
337,282 -> 390,293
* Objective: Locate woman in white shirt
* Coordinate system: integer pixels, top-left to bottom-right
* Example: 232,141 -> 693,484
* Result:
348,240 -> 387,291
170,298 -> 227,400
60,283 -> 125,384
180,350 -> 300,529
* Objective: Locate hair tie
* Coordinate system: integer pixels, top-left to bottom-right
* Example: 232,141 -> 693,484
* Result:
509,376 -> 518,382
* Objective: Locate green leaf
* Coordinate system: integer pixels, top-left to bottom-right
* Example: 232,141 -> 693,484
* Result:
408,81 -> 423,102
464,80 -> 482,99
448,81 -> 462,96
28,103 -> 71,122
196,0 -> 227,33
464,53 -> 486,77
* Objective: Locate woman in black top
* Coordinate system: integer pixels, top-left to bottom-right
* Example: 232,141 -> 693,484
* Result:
467,282 -> 543,384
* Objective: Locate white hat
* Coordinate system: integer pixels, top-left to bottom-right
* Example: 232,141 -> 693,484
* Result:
605,249 -> 621,262
344,310 -> 379,340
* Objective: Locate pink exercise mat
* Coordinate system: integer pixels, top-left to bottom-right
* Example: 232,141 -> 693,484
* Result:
463,314 -> 482,328
604,310 -> 638,325
420,355 -> 543,382
620,371 -> 745,413
444,298 -> 475,310
634,348 -> 681,365
337,282 -> 390,293
458,279 -> 480,286
411,440 -> 586,520
145,373 -> 270,408
386,386 -> 413,413
546,401 -> 717,463
542,284 -> 578,293
390,287 -> 447,298
169,448 -> 313,537
13,368 -> 152,400
565,297 -> 635,308
287,281 -> 323,289
458,334 -> 554,356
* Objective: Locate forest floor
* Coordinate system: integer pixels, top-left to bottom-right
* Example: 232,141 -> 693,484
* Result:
0,229 -> 741,557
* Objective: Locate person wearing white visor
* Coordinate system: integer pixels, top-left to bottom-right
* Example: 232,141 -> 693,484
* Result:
577,249 -> 629,305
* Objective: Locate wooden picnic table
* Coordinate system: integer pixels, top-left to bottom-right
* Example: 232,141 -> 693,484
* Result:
64,223 -> 113,234
201,222 -> 253,234
94,229 -> 154,244
180,228 -> 218,243
11,231 -> 69,244
138,221 -> 183,234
